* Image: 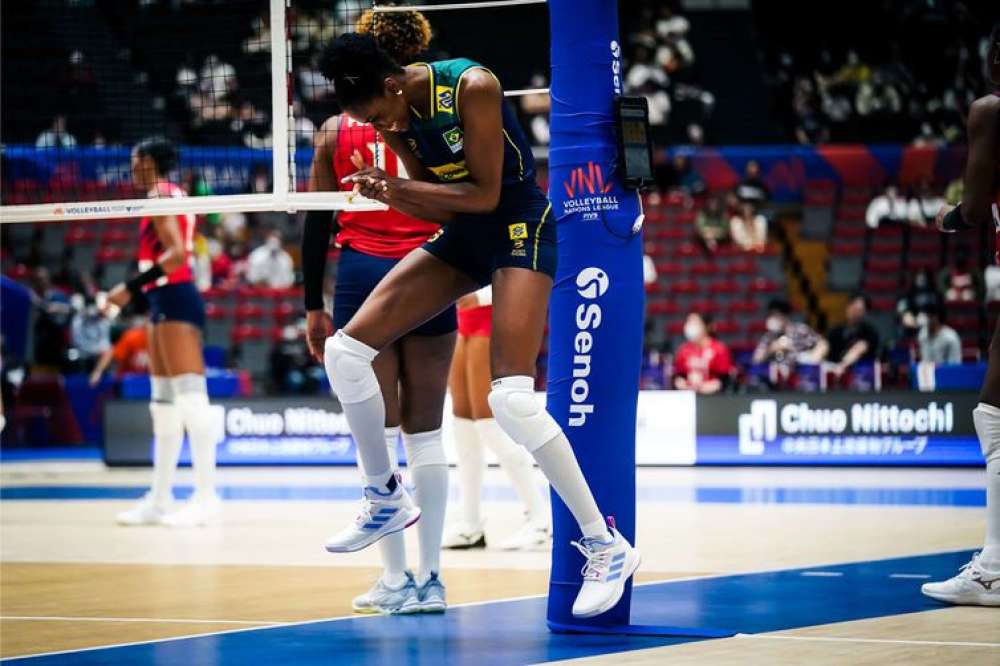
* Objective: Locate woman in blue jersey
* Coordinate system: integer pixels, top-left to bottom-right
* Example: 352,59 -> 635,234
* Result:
315,34 -> 638,619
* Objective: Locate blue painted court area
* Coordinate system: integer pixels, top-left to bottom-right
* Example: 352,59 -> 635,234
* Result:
5,550 -> 976,665
0,484 -> 986,507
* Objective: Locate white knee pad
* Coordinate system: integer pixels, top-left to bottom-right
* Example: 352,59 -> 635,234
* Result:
487,376 -> 561,453
974,403 -> 1000,464
324,331 -> 380,405
402,429 -> 447,469
150,376 -> 174,403
172,374 -> 214,436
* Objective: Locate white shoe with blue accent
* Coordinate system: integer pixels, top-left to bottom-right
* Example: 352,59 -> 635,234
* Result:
570,520 -> 641,619
398,572 -> 447,614
325,479 -> 421,554
353,572 -> 417,614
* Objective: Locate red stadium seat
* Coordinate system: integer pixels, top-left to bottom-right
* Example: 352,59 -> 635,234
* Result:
234,303 -> 266,322
727,258 -> 756,276
648,301 -> 681,317
709,279 -> 741,296
272,302 -> 297,323
713,319 -> 740,335
689,299 -> 721,315
730,299 -> 759,315
870,296 -> 896,312
867,256 -> 901,272
95,247 -> 128,263
747,277 -> 781,295
669,279 -> 701,295
863,275 -> 899,292
690,262 -> 715,277
655,261 -> 684,277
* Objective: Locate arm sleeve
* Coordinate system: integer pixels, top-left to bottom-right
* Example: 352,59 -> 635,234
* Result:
302,210 -> 334,311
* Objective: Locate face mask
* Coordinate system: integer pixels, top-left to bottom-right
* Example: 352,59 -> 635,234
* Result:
267,237 -> 281,250
683,322 -> 703,342
916,313 -> 929,328
766,316 -> 783,333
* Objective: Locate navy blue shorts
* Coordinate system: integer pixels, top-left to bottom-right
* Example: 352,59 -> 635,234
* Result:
422,182 -> 556,287
146,282 -> 205,329
334,247 -> 458,337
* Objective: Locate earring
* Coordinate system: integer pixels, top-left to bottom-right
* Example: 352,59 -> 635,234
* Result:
396,90 -> 403,96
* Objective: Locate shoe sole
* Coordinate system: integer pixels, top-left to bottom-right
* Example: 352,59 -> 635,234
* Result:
572,548 -> 642,619
921,588 -> 1000,607
351,604 -> 381,615
325,507 -> 421,554
442,534 -> 487,550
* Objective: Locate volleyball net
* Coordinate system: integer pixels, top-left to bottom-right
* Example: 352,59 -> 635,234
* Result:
0,0 -> 550,224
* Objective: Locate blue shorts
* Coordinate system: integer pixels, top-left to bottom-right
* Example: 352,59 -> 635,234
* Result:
422,181 -> 556,287
146,282 -> 205,329
333,247 -> 458,337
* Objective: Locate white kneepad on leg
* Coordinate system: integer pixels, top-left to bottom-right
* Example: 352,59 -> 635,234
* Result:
487,376 -> 562,454
402,430 -> 447,469
324,332 -> 380,405
172,374 -> 210,413
974,403 -> 1000,464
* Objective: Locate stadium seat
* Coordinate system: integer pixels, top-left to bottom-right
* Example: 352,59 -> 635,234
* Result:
828,256 -> 862,292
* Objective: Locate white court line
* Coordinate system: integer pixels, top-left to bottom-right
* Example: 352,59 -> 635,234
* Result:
799,571 -> 844,577
888,573 -> 931,579
1,616 -> 278,626
737,633 -> 1000,649
374,0 -> 545,13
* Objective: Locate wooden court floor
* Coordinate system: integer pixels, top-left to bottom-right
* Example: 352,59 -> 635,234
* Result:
1,464 -> 997,663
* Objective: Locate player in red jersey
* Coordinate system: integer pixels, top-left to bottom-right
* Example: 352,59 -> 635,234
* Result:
923,23 -> 1000,607
301,9 -> 454,615
104,137 -> 220,528
443,284 -> 550,552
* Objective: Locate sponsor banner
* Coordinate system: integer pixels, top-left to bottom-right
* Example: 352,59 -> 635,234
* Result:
695,392 -> 982,466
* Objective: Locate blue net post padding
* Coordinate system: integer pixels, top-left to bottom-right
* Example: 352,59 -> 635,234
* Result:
545,0 -> 646,633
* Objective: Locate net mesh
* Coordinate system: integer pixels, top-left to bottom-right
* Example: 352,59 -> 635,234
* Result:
1,0 -> 275,207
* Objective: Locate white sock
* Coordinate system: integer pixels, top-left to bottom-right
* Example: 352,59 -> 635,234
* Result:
532,434 -> 609,541
377,426 -> 407,586
149,400 -> 183,506
325,333 -> 394,490
173,374 -> 218,499
974,403 -> 1000,571
452,417 -> 485,528
403,429 -> 448,584
476,418 -> 546,522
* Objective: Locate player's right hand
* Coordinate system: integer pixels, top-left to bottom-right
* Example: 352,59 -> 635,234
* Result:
306,310 -> 334,363
934,204 -> 954,233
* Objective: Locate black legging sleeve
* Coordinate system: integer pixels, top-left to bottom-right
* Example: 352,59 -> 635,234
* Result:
302,210 -> 335,311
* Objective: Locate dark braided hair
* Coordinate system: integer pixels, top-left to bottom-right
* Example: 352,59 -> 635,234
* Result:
319,33 -> 404,108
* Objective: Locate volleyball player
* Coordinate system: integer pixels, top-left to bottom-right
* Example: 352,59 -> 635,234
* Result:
106,137 -> 220,528
317,34 -> 640,618
444,284 -> 551,551
302,10 -> 452,613
922,23 -> 1000,607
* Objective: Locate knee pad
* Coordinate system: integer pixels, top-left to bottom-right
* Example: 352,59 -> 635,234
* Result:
487,376 -> 561,453
324,331 -> 380,405
150,376 -> 174,403
974,403 -> 1000,463
172,374 -> 209,409
402,429 -> 447,469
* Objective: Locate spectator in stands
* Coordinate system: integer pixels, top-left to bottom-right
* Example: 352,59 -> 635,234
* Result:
642,242 -> 657,287
729,201 -> 767,253
70,295 -> 111,372
695,194 -> 728,253
826,294 -> 880,378
917,305 -> 961,365
242,14 -> 271,55
29,267 -> 72,369
735,160 -> 770,205
985,265 -> 1000,303
897,268 -> 942,335
269,323 -> 319,394
865,184 -> 910,228
35,115 -> 77,149
247,230 -> 294,289
519,72 -> 551,146
297,54 -> 333,103
673,312 -> 733,394
199,54 -> 237,102
88,317 -> 151,386
941,251 -> 978,302
907,178 -> 946,227
752,298 -> 828,368
667,154 -> 705,196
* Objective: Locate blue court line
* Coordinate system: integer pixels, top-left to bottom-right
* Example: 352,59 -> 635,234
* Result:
3,550 -> 978,665
0,484 -> 986,506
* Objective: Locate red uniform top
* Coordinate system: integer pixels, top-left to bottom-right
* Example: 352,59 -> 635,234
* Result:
333,115 -> 440,259
674,338 -> 734,389
137,181 -> 196,292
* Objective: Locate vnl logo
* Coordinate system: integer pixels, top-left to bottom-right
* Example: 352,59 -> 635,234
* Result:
563,162 -> 614,199
569,268 -> 609,427
737,399 -> 777,455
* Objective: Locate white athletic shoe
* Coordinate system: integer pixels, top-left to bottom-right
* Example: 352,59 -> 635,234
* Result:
116,492 -> 168,526
161,492 -> 222,527
921,553 -> 1000,607
442,521 -> 487,550
398,572 -> 447,614
352,572 -> 418,614
570,521 -> 641,619
498,519 -> 551,551
325,479 -> 420,553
